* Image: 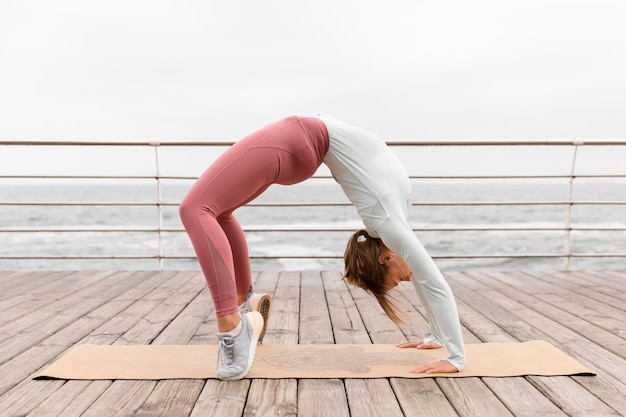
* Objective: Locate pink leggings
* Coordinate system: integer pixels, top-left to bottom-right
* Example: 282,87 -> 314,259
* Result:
179,116 -> 329,316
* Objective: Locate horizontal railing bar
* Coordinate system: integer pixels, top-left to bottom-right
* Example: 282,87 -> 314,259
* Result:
3,226 -> 626,233
2,252 -> 625,260
0,255 -> 162,259
2,200 -> 626,207
0,175 -> 163,180
3,174 -> 626,181
2,139 -> 626,146
0,202 -> 166,206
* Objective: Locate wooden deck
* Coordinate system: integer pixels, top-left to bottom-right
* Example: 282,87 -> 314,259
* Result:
0,269 -> 625,417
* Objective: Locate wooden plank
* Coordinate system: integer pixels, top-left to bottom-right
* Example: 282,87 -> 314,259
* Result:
479,271 -> 626,377
534,271 -> 626,325
0,271 -> 174,416
263,270 -> 300,345
245,379 -> 298,416
23,381 -> 111,417
347,280 -> 401,343
18,272 -> 184,417
404,271 -> 568,417
344,378 -> 404,416
515,271 -> 625,357
189,380 -> 250,417
570,373 -> 626,417
0,270 -> 21,283
80,380 -> 157,417
298,379 -> 349,417
592,270 -> 626,289
298,271 -> 334,344
0,271 -> 39,298
325,271 -> 413,417
187,271 -> 273,417
444,273 -> 569,417
390,287 -> 466,417
0,271 -> 131,356
482,377 -> 569,417
0,270 -> 72,300
528,376 -> 623,417
0,292 -> 32,324
151,273 -> 209,345
135,380 -> 205,417
113,273 -> 204,345
298,271 -> 349,417
325,271 -> 457,417
244,271 -> 299,417
0,271 -> 154,397
450,271 -> 624,417
350,276 -> 523,417
0,271 -> 114,341
389,378 -> 461,417
569,271 -> 626,303
329,275 -> 404,417
321,271 -> 370,344
1,269 -> 625,417
133,273 -> 212,416
79,271 -> 192,346
436,377 -> 514,417
480,270 -> 626,415
0,379 -> 65,417
94,272 -> 208,417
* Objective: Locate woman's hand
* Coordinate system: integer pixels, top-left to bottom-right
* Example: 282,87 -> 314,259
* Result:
396,340 -> 460,374
396,339 -> 442,350
410,360 -> 459,374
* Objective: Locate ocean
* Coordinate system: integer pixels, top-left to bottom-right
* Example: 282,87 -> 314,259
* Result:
1,179 -> 625,271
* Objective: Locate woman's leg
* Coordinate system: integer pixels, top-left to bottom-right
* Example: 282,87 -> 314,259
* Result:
179,116 -> 328,328
217,212 -> 253,297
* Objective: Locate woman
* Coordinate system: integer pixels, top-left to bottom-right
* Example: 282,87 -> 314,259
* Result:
179,114 -> 465,380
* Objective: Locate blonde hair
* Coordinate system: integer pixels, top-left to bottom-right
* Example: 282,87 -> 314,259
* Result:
343,230 -> 407,324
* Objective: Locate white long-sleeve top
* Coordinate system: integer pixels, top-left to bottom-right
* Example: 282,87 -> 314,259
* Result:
317,114 -> 412,236
317,114 -> 466,371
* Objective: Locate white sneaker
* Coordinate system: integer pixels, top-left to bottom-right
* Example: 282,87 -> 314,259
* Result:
239,288 -> 272,343
216,311 -> 264,380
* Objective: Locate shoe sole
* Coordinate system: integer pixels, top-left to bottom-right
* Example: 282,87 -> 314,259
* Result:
217,311 -> 264,381
248,294 -> 272,343
240,311 -> 264,379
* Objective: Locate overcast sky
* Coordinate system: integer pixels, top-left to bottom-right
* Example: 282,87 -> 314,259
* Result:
1,0 -> 625,144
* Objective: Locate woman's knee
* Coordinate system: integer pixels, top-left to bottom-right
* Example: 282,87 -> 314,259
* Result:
179,196 -> 220,225
178,197 -> 195,227
179,196 -> 213,226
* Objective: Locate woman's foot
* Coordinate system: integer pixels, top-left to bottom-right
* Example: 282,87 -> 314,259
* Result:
239,289 -> 272,343
216,311 -> 264,380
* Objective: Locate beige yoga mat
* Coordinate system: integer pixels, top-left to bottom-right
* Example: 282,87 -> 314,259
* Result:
35,341 -> 594,380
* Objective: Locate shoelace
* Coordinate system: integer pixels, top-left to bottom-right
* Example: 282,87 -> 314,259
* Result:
218,337 -> 236,367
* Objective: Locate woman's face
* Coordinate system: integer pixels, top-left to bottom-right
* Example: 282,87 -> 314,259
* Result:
379,249 -> 413,291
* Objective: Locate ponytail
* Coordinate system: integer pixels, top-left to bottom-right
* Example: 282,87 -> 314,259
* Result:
343,230 -> 407,324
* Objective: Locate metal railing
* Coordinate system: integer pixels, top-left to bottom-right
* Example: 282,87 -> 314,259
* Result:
1,139 -> 625,271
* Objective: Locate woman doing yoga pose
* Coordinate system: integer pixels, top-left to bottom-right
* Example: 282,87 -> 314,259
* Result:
179,115 -> 465,380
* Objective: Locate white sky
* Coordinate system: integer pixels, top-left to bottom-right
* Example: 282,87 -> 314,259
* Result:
1,0 -> 625,143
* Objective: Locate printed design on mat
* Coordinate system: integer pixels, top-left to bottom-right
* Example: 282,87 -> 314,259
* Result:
261,346 -> 427,374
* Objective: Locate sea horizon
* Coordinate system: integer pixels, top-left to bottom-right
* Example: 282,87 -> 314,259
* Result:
1,179 -> 625,272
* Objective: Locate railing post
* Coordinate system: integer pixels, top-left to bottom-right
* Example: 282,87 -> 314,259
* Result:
564,139 -> 584,271
151,140 -> 164,271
